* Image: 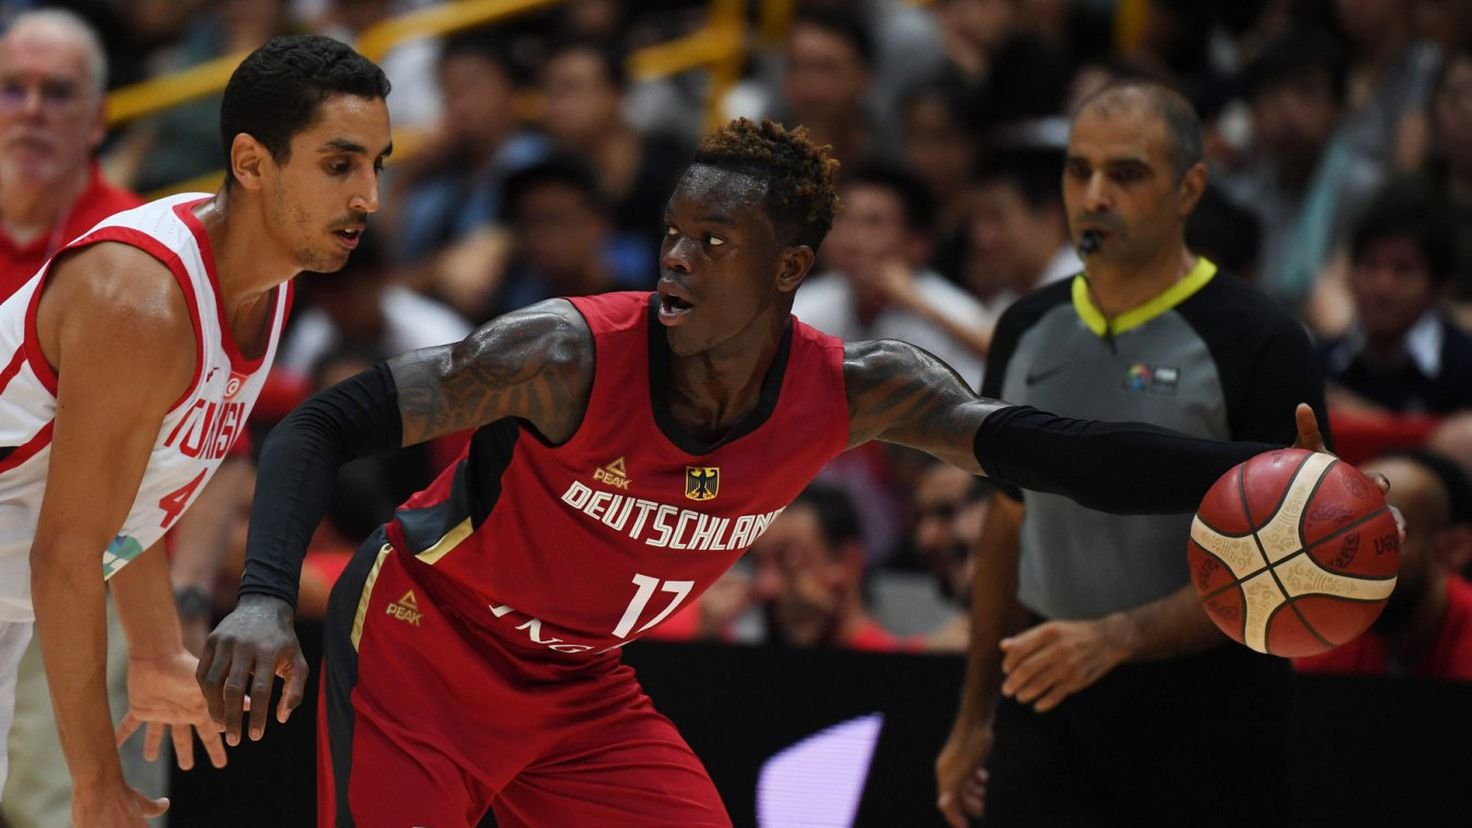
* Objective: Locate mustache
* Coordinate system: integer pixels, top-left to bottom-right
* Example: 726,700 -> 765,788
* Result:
1075,214 -> 1124,233
330,212 -> 369,229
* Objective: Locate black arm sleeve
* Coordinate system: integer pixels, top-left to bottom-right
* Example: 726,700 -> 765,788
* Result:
237,364 -> 404,607
973,405 -> 1276,515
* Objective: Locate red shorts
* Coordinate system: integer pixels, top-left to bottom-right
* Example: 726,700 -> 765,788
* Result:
319,530 -> 730,827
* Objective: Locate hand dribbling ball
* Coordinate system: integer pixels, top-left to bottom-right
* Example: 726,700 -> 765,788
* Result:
1188,449 -> 1400,657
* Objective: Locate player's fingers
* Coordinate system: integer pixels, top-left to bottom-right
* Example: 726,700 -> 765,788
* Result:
172,723 -> 194,772
115,712 -> 141,748
198,721 -> 229,769
198,642 -> 231,727
132,788 -> 170,818
278,651 -> 309,724
1293,403 -> 1326,453
961,780 -> 986,818
936,792 -> 966,828
144,721 -> 165,763
1389,504 -> 1406,542
248,654 -> 274,741
1370,472 -> 1392,496
221,648 -> 253,745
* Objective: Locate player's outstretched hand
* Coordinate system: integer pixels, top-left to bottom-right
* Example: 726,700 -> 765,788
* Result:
197,594 -> 308,746
116,649 -> 227,771
1289,402 -> 1405,540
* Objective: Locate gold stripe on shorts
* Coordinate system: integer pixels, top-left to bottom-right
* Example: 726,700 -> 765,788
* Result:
350,544 -> 392,651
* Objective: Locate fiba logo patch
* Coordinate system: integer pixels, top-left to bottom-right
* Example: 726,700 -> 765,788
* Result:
1124,362 -> 1179,394
685,466 -> 720,501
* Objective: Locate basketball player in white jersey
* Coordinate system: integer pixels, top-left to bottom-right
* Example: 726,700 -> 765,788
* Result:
0,35 -> 390,826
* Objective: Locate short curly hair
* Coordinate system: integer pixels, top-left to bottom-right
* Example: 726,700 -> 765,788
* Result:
690,118 -> 841,249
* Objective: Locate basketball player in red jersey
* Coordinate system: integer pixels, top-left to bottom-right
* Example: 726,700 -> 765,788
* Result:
0,37 -> 391,827
202,119 -> 1335,827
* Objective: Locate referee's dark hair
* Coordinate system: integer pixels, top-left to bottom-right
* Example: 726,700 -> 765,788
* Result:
1072,79 -> 1203,181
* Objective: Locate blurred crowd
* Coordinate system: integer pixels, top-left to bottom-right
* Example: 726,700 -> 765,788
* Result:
6,0 -> 1472,672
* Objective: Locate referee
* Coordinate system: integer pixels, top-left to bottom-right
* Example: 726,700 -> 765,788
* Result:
937,81 -> 1327,827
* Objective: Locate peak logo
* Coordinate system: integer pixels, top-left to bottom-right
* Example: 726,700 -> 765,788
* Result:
386,590 -> 423,626
593,456 -> 632,489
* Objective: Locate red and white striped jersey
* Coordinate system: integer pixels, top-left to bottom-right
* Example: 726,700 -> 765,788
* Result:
0,194 -> 291,621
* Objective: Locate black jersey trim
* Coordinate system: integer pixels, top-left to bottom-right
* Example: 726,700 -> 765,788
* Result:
644,293 -> 793,456
393,418 -> 521,551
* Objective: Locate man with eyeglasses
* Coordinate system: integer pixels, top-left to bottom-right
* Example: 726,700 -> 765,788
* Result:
0,10 -> 137,301
0,11 -> 160,826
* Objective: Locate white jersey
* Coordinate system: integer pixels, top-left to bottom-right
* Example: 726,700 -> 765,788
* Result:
0,193 -> 291,621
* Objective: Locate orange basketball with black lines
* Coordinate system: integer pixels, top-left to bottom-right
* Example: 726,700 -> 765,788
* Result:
1188,449 -> 1400,657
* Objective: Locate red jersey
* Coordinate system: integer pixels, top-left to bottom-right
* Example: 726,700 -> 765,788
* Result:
385,292 -> 851,656
0,164 -> 140,301
1294,577 -> 1472,681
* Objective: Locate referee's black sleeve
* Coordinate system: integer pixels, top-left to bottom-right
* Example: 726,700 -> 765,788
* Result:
973,405 -> 1275,515
237,364 -> 403,608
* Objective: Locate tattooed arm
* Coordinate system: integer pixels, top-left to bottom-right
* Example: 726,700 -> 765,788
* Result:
391,299 -> 593,446
845,339 -> 1003,473
198,301 -> 592,744
845,339 -> 1291,513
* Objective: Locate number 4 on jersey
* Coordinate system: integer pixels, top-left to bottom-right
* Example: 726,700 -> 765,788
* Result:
157,469 -> 207,529
612,573 -> 694,639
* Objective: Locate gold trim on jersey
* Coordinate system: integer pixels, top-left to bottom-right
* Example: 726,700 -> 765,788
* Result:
416,517 -> 473,565
350,544 -> 392,651
1072,256 -> 1218,338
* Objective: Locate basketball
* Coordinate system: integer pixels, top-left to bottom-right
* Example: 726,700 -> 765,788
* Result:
1188,449 -> 1401,657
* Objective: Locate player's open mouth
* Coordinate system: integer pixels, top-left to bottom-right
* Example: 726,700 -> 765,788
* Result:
334,227 -> 363,249
658,293 -> 695,325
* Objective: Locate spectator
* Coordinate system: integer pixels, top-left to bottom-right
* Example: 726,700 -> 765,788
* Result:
486,156 -> 650,320
899,76 -> 984,277
799,0 -> 945,116
276,231 -> 472,376
1296,450 -> 1472,680
383,29 -> 546,267
773,7 -> 900,165
911,463 -> 991,652
1320,176 -> 1472,414
965,147 -> 1079,302
539,37 -> 690,259
1334,0 -> 1443,167
0,9 -> 139,299
109,0 -> 290,193
1220,30 -> 1382,307
1417,48 -> 1472,314
750,484 -> 901,651
794,163 -> 991,385
309,0 -> 444,131
937,81 -> 1325,828
932,0 -> 1022,86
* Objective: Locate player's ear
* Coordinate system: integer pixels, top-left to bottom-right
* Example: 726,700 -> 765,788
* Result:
229,133 -> 270,192
777,245 -> 815,295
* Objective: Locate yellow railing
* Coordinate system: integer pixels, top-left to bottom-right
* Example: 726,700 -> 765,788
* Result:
119,0 -> 747,197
